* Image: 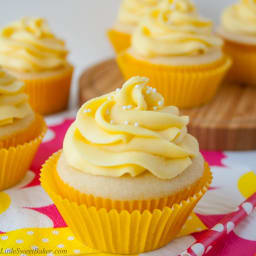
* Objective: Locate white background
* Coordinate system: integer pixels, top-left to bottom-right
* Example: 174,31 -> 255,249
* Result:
0,0 -> 235,107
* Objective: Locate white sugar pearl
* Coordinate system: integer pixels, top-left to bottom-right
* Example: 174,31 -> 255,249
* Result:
158,100 -> 164,106
146,89 -> 151,94
134,122 -> 139,127
152,88 -> 156,93
153,106 -> 158,110
116,88 -> 121,93
108,96 -> 112,100
122,106 -> 127,110
84,108 -> 91,113
110,120 -> 114,124
135,85 -> 140,88
124,120 -> 129,125
127,105 -> 132,109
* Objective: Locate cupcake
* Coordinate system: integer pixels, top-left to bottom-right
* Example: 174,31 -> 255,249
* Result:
108,0 -> 159,53
0,17 -> 73,115
0,67 -> 46,190
41,76 -> 212,254
218,0 -> 256,86
117,0 -> 232,108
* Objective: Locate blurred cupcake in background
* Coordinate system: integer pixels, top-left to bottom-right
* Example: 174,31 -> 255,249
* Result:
0,67 -> 46,190
0,17 -> 73,115
108,0 -> 159,53
117,0 -> 232,108
41,76 -> 212,254
218,0 -> 256,86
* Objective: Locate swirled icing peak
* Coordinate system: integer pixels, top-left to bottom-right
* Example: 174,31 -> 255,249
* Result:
221,0 -> 256,36
131,0 -> 223,57
63,76 -> 200,179
117,0 -> 159,27
0,67 -> 33,126
0,17 -> 68,72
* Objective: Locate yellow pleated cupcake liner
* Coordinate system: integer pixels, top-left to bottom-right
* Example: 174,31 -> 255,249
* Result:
0,114 -> 47,191
117,53 -> 232,108
40,152 -> 212,254
223,39 -> 256,86
51,151 -> 211,212
0,114 -> 43,148
16,65 -> 73,115
107,29 -> 131,54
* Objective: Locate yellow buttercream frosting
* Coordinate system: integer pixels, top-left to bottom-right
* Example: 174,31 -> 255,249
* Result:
117,0 -> 159,27
0,67 -> 33,126
131,0 -> 223,57
63,76 -> 200,179
221,0 -> 256,36
0,17 -> 68,72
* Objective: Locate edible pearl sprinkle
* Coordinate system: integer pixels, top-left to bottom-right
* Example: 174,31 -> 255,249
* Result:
146,89 -> 151,94
107,96 -> 112,100
116,88 -> 121,93
84,108 -> 91,113
134,122 -> 139,127
152,88 -> 156,93
153,106 -> 158,110
110,120 -> 114,124
124,120 -> 129,125
158,100 -> 164,106
123,105 -> 133,110
135,85 -> 140,88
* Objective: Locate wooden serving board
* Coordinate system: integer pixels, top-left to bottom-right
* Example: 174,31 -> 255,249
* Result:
79,58 -> 256,150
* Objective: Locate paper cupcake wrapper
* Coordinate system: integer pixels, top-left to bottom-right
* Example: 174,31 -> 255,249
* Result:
0,114 -> 43,148
0,114 -> 47,191
117,53 -> 232,108
107,29 -> 131,54
17,65 -> 73,115
51,151 -> 211,212
223,39 -> 256,86
40,152 -> 212,254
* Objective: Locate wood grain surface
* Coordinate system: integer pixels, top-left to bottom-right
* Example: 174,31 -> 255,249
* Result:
79,58 -> 256,150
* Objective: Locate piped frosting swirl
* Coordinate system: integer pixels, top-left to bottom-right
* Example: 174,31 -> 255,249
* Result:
132,0 -> 223,57
0,67 -> 33,126
0,17 -> 68,72
221,0 -> 256,36
117,0 -> 160,27
63,76 -> 200,179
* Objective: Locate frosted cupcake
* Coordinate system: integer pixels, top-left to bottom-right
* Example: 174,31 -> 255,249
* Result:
108,0 -> 159,53
41,76 -> 212,254
0,68 -> 46,190
218,0 -> 256,86
117,0 -> 232,108
0,17 -> 73,114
